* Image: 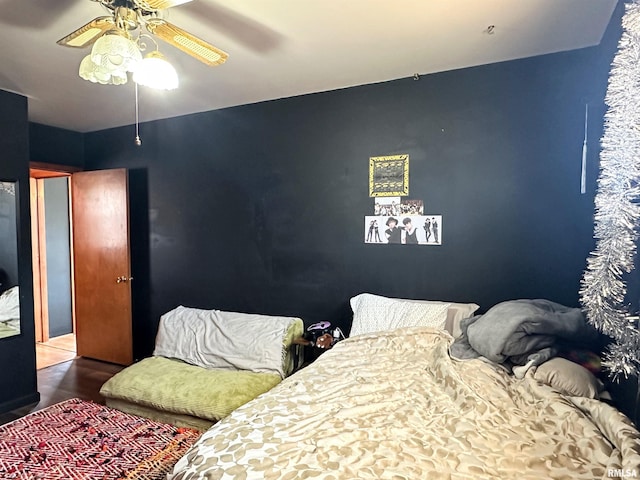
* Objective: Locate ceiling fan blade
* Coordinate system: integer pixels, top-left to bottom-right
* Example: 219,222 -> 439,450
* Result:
133,0 -> 192,11
57,16 -> 115,48
145,19 -> 228,66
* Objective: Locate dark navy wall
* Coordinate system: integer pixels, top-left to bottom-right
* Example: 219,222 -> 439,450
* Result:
29,123 -> 84,168
0,90 -> 38,412
83,6 -> 622,362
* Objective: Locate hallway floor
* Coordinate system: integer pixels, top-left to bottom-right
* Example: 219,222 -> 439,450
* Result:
36,333 -> 76,369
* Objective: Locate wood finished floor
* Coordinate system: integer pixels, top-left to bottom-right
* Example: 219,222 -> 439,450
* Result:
36,333 -> 77,369
0,357 -> 124,426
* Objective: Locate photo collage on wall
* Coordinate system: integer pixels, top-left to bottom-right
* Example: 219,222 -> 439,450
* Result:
366,154 -> 442,246
365,198 -> 442,245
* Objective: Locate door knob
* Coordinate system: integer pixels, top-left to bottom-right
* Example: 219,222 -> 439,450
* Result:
116,276 -> 133,283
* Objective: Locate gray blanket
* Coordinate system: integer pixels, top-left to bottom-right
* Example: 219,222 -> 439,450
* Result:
449,299 -> 603,368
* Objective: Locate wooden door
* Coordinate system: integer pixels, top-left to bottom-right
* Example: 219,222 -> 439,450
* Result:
30,177 -> 47,343
72,169 -> 133,365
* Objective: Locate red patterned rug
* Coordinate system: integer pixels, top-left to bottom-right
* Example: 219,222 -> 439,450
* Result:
0,398 -> 201,479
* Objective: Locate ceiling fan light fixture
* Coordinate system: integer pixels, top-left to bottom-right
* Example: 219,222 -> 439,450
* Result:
133,51 -> 179,90
64,0 -> 227,92
79,54 -> 128,85
90,29 -> 142,74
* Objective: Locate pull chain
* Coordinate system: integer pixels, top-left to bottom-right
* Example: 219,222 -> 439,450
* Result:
580,103 -> 588,194
135,81 -> 142,146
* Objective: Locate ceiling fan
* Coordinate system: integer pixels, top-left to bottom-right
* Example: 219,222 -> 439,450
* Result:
57,0 -> 228,67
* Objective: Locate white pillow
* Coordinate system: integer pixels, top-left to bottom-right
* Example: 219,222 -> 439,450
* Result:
349,293 -> 451,337
349,293 -> 479,338
439,302 -> 480,338
154,306 -> 303,378
0,286 -> 20,322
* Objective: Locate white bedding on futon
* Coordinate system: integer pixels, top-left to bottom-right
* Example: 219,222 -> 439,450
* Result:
153,305 -> 302,378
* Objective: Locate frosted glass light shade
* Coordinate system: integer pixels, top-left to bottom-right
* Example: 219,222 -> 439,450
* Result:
91,30 -> 141,75
79,54 -> 128,85
133,51 -> 179,90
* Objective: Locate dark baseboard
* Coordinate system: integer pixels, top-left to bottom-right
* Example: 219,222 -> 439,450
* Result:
0,392 -> 40,415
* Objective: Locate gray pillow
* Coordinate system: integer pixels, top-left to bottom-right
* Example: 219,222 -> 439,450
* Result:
534,357 -> 605,399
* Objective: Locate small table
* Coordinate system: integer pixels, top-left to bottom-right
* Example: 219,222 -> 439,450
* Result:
290,333 -> 337,370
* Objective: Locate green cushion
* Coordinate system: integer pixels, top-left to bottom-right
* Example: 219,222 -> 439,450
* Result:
100,356 -> 282,421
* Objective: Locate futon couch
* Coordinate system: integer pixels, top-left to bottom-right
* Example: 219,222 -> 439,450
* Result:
100,306 -> 304,430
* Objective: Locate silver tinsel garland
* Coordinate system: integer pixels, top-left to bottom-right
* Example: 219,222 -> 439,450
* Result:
580,0 -> 640,379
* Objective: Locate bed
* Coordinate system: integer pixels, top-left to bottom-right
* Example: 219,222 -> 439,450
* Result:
167,294 -> 640,479
0,286 -> 19,339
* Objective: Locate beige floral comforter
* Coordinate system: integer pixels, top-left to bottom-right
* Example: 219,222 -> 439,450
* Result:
168,327 -> 640,480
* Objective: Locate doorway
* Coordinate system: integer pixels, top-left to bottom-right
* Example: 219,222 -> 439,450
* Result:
30,165 -> 77,369
29,165 -> 135,368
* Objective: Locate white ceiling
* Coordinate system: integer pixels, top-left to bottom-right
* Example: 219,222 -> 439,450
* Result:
0,0 -> 618,133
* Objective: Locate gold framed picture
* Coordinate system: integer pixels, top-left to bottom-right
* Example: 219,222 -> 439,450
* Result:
369,154 -> 409,197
